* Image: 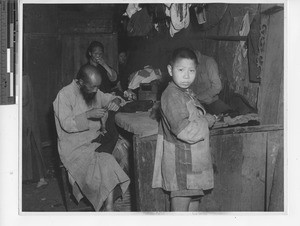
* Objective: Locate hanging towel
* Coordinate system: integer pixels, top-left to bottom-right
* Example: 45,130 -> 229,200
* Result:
165,4 -> 191,37
125,3 -> 142,18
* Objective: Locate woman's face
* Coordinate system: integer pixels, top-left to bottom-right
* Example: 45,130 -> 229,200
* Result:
119,52 -> 127,64
89,46 -> 104,64
167,58 -> 197,89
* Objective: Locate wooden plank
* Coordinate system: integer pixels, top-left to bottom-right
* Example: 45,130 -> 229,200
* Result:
210,124 -> 283,136
200,134 -> 244,211
23,5 -> 59,34
240,132 -> 267,211
74,36 -> 81,74
268,144 -> 284,211
265,130 -> 283,209
61,35 -> 75,87
200,132 -> 267,211
24,36 -> 62,143
261,5 -> 283,15
257,10 -> 284,125
133,135 -> 169,211
277,74 -> 284,125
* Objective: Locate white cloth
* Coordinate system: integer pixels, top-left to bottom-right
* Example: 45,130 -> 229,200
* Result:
165,4 -> 191,37
128,67 -> 162,90
125,3 -> 142,18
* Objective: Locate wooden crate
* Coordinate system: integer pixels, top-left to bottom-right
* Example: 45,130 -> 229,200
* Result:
133,135 -> 170,211
133,125 -> 283,211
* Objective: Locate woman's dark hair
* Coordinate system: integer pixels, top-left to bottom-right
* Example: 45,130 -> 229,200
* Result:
86,41 -> 104,59
169,47 -> 198,66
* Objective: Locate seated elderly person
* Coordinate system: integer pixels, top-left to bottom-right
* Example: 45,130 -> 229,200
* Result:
53,64 -> 130,211
189,50 -> 231,115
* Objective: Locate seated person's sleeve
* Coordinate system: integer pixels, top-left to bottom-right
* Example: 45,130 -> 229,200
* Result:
163,95 -> 209,144
205,58 -> 222,98
105,65 -> 118,82
98,91 -> 126,108
195,58 -> 222,103
53,93 -> 89,133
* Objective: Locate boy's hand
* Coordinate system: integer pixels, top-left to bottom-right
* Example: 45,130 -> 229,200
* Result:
107,98 -> 121,111
86,108 -> 107,119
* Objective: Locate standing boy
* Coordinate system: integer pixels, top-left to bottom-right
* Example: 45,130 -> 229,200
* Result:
152,47 -> 216,211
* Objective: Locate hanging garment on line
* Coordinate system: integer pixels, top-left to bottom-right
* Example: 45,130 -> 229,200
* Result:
125,3 -> 142,18
165,3 -> 192,37
127,7 -> 153,37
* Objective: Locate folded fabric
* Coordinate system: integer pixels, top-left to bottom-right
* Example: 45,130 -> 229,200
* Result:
128,67 -> 162,90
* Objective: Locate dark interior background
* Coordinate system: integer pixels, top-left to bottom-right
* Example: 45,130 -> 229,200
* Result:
23,3 -> 283,146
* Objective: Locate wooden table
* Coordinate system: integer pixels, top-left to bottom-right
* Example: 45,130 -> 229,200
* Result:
115,112 -> 284,211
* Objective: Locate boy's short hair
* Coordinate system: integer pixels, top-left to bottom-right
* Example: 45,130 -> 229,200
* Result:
169,47 -> 198,66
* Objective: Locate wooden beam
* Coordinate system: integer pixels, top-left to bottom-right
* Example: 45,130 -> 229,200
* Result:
261,5 -> 284,15
210,124 -> 283,136
201,35 -> 248,42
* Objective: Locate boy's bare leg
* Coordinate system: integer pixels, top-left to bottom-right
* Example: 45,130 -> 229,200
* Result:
188,200 -> 200,211
171,197 -> 191,211
104,190 -> 114,211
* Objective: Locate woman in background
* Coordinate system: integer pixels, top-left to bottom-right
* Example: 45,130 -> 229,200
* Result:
86,41 -> 118,93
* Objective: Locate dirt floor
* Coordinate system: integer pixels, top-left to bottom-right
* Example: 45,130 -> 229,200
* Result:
22,146 -> 134,212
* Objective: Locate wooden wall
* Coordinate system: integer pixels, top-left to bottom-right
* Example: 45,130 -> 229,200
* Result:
23,5 -> 118,144
23,35 -> 62,143
257,9 -> 284,125
200,126 -> 283,211
23,5 -> 61,143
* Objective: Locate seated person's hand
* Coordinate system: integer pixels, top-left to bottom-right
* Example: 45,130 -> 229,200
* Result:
86,108 -> 107,119
124,89 -> 137,101
204,113 -> 217,128
107,98 -> 121,111
96,57 -> 106,66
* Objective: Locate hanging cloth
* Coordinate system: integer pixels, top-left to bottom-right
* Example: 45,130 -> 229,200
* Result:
124,3 -> 142,18
165,4 -> 191,37
127,7 -> 153,36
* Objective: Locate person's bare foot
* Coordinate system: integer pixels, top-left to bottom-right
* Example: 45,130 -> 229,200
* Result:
36,178 -> 48,188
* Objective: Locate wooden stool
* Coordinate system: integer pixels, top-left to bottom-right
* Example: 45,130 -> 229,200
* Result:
57,164 -> 94,211
57,164 -> 70,211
